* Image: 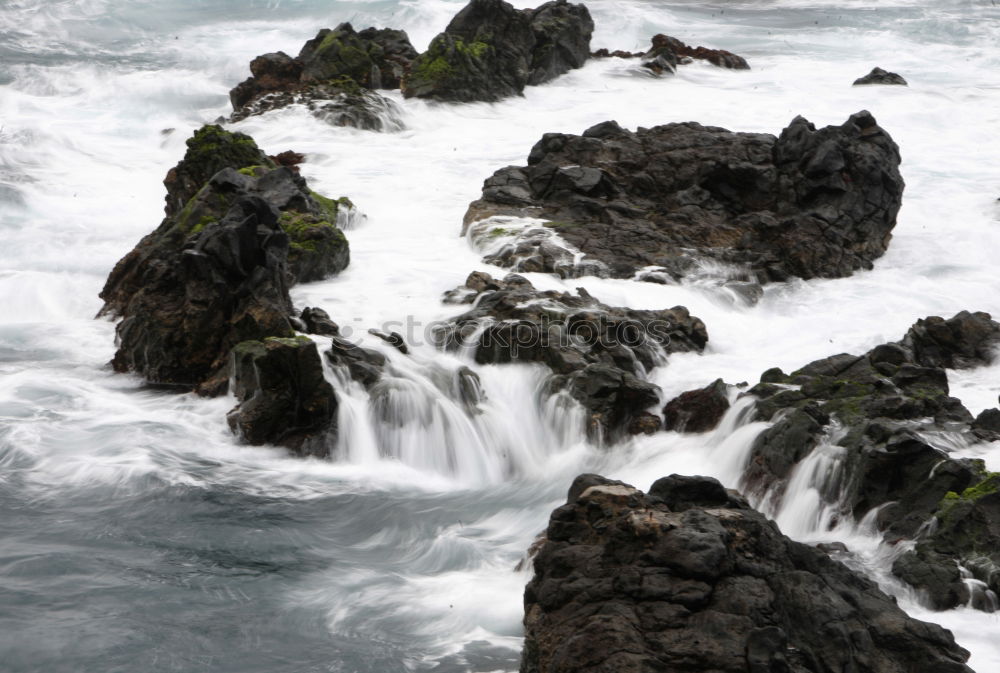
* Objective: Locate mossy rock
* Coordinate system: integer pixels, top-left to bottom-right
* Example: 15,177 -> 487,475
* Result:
163,125 -> 274,217
279,211 -> 350,283
404,32 -> 521,102
300,26 -> 382,86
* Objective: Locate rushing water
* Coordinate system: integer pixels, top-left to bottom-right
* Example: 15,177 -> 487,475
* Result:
3,0 -> 1000,670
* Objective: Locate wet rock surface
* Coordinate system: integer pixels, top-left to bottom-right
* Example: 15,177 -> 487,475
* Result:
744,311 -> 1000,610
226,336 -> 337,456
403,0 -> 593,102
229,23 -> 414,128
98,125 -> 351,394
437,271 -> 706,440
464,111 -> 903,284
663,378 -> 731,432
594,33 -> 750,73
521,473 -> 974,673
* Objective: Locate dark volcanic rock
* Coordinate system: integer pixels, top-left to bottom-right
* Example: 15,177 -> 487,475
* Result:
298,24 -> 419,89
226,336 -> 336,456
229,51 -> 304,110
98,125 -> 352,394
231,82 -> 404,131
854,67 -> 908,86
526,0 -> 595,86
326,336 -> 389,388
905,474 -> 1000,610
663,378 -> 730,432
521,474 -> 973,673
642,34 -> 749,74
437,271 -> 706,440
229,23 -> 414,129
464,111 -> 904,284
743,311 -> 1000,610
403,0 -> 593,102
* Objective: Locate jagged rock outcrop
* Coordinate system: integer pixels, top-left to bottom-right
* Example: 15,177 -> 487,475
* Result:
743,310 -> 1000,610
594,33 -> 749,73
522,473 -> 974,673
229,23 -> 415,129
854,67 -> 908,86
663,378 -> 730,432
98,125 -> 352,395
436,271 -> 706,439
226,336 -> 336,456
403,0 -> 593,102
464,111 -> 904,284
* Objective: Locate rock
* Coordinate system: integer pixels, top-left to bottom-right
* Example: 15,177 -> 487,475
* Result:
892,549 -> 970,611
595,33 -> 748,74
98,125 -> 352,394
901,311 -> 1000,369
521,474 -> 974,673
642,34 -> 749,74
226,336 -> 336,456
228,23 -> 415,129
653,34 -> 750,70
626,412 -> 661,435
270,150 -> 305,171
526,0 -> 595,86
161,124 -> 268,217
464,111 -> 904,284
299,307 -> 340,336
854,67 -> 908,86
663,378 -> 730,432
326,336 -> 388,388
298,24 -> 419,89
403,0 -> 592,102
741,311 -> 1000,610
231,80 -> 404,132
910,474 -> 1000,606
229,51 -> 304,110
973,407 -> 1000,437
368,328 -> 409,354
436,271 -> 707,440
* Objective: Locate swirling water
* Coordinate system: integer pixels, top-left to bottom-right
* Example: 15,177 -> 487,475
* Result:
2,0 -> 1000,670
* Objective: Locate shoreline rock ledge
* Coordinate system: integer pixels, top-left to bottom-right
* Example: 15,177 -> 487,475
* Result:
465,110 -> 903,284
521,474 -> 974,673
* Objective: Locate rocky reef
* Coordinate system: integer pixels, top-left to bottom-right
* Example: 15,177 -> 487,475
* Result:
98,125 -> 352,397
403,0 -> 594,102
229,23 -> 416,129
522,473 -> 974,673
465,111 -> 903,285
437,271 -> 707,439
741,310 -> 1000,610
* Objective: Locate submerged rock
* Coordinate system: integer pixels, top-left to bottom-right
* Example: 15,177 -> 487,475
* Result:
98,125 -> 352,395
743,310 -> 1000,609
854,67 -> 908,86
436,271 -> 706,439
403,0 -> 593,102
229,23 -> 414,129
464,111 -> 904,284
522,473 -> 974,673
227,336 -> 337,456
